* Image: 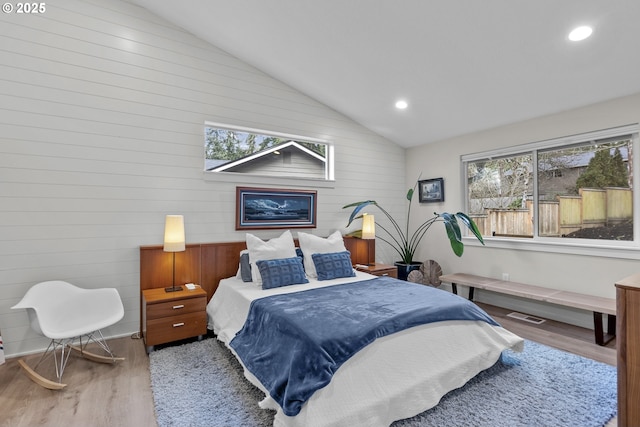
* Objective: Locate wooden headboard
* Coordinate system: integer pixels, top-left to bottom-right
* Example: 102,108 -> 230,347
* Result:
139,236 -> 375,302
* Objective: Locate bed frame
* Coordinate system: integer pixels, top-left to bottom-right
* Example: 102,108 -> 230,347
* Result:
139,236 -> 375,302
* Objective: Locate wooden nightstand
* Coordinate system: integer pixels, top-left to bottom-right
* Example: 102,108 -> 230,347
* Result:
355,263 -> 398,279
142,287 -> 207,353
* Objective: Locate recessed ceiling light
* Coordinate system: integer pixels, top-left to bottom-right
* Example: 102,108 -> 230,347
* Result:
395,100 -> 408,110
568,26 -> 593,41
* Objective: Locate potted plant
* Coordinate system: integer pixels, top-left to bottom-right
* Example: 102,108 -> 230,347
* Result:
343,181 -> 484,280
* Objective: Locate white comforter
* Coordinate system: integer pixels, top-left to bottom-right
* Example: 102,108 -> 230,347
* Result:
207,272 -> 524,427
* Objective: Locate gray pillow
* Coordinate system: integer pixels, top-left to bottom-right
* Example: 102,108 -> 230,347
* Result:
240,252 -> 252,282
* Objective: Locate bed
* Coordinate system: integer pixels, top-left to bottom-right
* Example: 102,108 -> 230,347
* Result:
206,231 -> 524,427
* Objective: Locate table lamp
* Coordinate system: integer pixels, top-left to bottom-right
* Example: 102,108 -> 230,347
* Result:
163,215 -> 185,292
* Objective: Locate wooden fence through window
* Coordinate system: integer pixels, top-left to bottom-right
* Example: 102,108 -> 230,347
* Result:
471,187 -> 632,238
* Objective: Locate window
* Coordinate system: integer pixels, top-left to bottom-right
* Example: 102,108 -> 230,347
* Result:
463,125 -> 638,249
538,137 -> 631,240
204,122 -> 334,181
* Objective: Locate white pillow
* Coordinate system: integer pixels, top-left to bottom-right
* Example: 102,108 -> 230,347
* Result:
246,230 -> 297,284
298,230 -> 347,278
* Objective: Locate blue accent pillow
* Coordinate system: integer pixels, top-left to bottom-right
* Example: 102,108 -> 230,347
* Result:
241,248 -> 305,283
256,257 -> 309,289
311,251 -> 355,281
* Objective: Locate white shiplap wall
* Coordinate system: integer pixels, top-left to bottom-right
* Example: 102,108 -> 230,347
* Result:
0,0 -> 405,357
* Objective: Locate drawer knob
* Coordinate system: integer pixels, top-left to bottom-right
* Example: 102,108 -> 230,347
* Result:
173,322 -> 185,328
172,304 -> 185,309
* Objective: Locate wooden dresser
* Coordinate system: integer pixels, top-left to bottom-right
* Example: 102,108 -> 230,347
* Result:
615,273 -> 640,427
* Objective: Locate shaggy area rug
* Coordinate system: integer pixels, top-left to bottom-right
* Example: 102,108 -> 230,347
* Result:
149,338 -> 617,427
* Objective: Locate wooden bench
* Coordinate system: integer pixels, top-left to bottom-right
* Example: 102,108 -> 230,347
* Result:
439,273 -> 616,346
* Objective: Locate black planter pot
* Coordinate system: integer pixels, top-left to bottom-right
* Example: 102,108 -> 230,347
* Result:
394,262 -> 422,281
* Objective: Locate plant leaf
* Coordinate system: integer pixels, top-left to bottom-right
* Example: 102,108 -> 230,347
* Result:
443,220 -> 464,256
455,212 -> 485,245
440,213 -> 464,257
406,188 -> 414,202
342,200 -> 372,209
344,201 -> 376,226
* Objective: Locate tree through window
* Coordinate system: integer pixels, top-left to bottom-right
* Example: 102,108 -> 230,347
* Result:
538,137 -> 632,240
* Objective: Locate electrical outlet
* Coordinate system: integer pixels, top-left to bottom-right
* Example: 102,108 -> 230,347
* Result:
502,273 -> 510,281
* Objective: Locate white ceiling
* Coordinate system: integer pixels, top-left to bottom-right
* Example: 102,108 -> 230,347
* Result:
131,0 -> 640,148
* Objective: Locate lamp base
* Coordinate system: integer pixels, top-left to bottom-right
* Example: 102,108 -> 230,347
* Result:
164,285 -> 183,293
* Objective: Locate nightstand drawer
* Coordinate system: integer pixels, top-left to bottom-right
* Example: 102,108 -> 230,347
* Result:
372,268 -> 397,278
355,263 -> 398,279
145,311 -> 207,346
146,296 -> 206,320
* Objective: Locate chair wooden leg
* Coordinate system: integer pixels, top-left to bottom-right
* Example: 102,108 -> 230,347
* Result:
17,359 -> 67,390
19,338 -> 72,389
18,332 -> 124,389
69,345 -> 125,364
69,330 -> 125,364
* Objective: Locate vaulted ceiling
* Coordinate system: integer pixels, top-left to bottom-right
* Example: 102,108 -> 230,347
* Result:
131,0 -> 640,147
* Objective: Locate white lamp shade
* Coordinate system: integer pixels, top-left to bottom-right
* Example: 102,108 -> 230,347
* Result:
362,214 -> 375,239
163,215 -> 185,252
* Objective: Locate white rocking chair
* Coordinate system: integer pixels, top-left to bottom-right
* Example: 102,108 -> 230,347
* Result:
11,280 -> 125,389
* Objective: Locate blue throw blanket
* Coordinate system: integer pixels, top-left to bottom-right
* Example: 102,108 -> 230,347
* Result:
229,276 -> 499,416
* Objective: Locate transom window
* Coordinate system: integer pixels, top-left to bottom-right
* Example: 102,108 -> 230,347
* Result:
204,122 -> 333,181
463,125 -> 639,248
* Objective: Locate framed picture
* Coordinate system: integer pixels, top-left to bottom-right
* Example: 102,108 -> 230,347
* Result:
236,187 -> 317,230
418,178 -> 444,203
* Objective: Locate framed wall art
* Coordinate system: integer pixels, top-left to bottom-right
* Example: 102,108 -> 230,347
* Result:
236,187 -> 317,230
418,178 -> 444,203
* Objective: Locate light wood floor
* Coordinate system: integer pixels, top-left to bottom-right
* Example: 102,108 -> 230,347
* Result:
0,334 -> 157,427
0,303 -> 617,427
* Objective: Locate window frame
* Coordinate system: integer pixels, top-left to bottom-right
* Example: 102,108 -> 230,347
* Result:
461,124 -> 640,260
203,121 -> 335,188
